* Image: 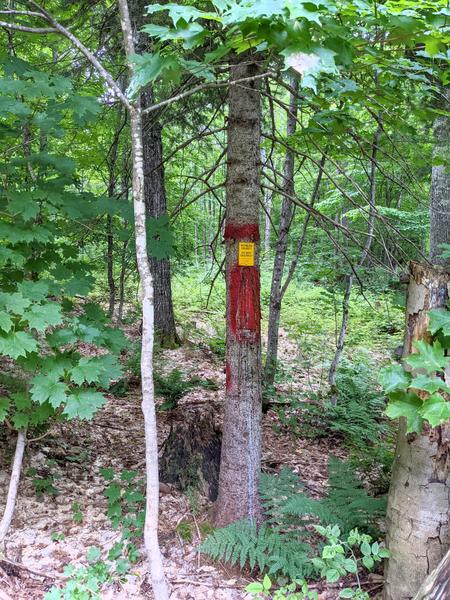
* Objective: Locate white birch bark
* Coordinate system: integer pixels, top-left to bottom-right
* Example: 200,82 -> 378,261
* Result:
117,1 -> 169,598
0,429 -> 27,545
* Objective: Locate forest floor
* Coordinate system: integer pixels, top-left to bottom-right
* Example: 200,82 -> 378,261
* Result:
0,320 -> 387,600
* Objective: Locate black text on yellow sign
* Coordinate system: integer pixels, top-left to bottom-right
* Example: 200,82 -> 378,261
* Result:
238,242 -> 255,266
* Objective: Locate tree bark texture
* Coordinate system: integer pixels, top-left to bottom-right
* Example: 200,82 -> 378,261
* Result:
0,429 -> 26,545
414,548 -> 450,600
264,80 -> 298,387
430,86 -> 450,267
383,262 -> 450,600
141,88 -> 179,347
214,58 -> 262,527
118,2 -> 169,598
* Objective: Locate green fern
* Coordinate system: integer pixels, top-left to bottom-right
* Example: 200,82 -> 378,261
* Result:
201,457 -> 385,578
200,520 -> 314,579
280,457 -> 386,536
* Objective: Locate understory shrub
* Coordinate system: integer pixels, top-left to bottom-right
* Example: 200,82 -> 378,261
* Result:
201,457 -> 385,579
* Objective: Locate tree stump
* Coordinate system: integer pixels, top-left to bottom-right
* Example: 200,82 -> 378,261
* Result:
159,409 -> 221,501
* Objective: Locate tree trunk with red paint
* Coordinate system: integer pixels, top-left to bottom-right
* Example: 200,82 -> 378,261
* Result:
214,56 -> 262,527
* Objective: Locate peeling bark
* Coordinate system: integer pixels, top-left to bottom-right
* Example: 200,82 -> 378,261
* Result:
383,262 -> 450,600
214,57 -> 262,527
414,548 -> 450,599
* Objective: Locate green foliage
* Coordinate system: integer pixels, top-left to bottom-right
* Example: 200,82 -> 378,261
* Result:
201,520 -> 314,580
45,547 -> 114,600
276,358 -> 393,491
380,308 -> 450,432
246,526 -> 389,599
263,458 -> 386,536
100,467 -> 145,568
202,457 -> 384,579
27,466 -> 60,498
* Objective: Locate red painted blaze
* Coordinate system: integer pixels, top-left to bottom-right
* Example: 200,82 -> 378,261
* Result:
229,265 -> 261,343
224,223 -> 260,242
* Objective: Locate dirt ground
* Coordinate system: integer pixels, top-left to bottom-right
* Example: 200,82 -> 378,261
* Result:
0,326 -> 383,599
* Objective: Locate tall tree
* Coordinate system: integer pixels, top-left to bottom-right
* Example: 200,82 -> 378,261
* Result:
215,55 -> 262,527
132,0 -> 179,347
429,86 -> 450,267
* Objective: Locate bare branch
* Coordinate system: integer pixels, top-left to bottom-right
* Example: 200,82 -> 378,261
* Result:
142,71 -> 274,115
0,19 -> 56,33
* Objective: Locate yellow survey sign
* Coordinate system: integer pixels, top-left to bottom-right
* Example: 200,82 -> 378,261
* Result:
238,242 -> 255,266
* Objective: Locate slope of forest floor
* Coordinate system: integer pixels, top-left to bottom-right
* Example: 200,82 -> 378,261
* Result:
0,315 -> 394,600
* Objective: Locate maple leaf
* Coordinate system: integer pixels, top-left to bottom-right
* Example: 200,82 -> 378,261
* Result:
23,302 -> 63,332
30,374 -> 69,408
0,331 -> 38,359
63,390 -> 105,420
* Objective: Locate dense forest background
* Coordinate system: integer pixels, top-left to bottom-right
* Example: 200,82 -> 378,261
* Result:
0,1 -> 450,599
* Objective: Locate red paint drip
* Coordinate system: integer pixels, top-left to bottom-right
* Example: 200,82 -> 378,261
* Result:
229,265 -> 261,343
224,223 -> 260,242
225,361 -> 232,391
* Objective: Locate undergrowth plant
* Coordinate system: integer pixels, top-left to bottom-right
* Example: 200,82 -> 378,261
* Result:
380,307 -> 450,432
246,526 -> 389,600
201,457 -> 385,579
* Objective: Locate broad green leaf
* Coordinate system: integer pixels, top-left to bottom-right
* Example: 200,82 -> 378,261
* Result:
410,374 -> 450,394
23,302 -> 63,331
420,394 -> 450,427
0,331 -> 38,359
146,3 -> 219,26
147,214 -> 174,259
0,292 -> 31,315
429,309 -> 450,336
17,280 -> 50,301
0,397 -> 10,421
0,311 -> 13,333
325,568 -> 340,583
63,390 -> 105,420
71,355 -> 122,387
30,375 -> 69,408
406,340 -> 450,373
12,412 -> 29,428
128,53 -> 180,98
379,363 -> 411,393
386,391 -> 423,433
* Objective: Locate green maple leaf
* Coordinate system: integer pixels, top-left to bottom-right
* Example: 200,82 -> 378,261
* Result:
0,311 -> 13,333
406,340 -> 450,374
0,331 -> 38,359
29,401 -> 54,425
429,309 -> 450,336
379,363 -> 411,393
12,412 -> 29,428
17,280 -> 50,301
410,374 -> 450,394
23,302 -> 63,331
71,355 -> 122,387
46,327 -> 78,348
63,390 -> 105,420
30,375 -> 69,408
147,215 -> 174,259
0,397 -> 10,421
420,394 -> 450,428
0,291 -> 31,315
12,392 -> 31,411
386,390 -> 423,433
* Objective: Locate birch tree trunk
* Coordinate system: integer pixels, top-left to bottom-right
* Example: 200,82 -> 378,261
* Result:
118,1 -> 168,597
0,429 -> 27,545
214,56 -> 262,527
383,262 -> 450,600
414,548 -> 450,600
